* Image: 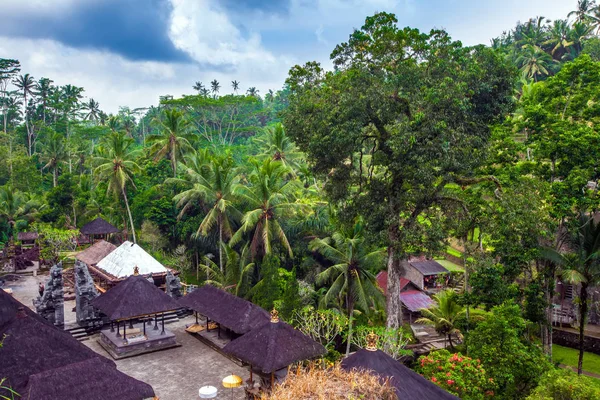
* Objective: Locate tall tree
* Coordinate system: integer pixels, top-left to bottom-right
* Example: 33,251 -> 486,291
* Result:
0,59 -> 21,133
255,123 -> 303,172
0,186 -> 40,238
230,159 -> 300,259
246,87 -> 259,97
148,109 -> 193,177
13,73 -> 36,155
568,0 -> 597,23
83,98 -> 101,122
210,79 -> 220,98
516,44 -> 555,81
231,80 -> 240,93
40,132 -> 67,187
35,77 -> 53,124
193,81 -> 205,94
284,13 -> 515,328
93,131 -> 141,243
309,219 -> 385,355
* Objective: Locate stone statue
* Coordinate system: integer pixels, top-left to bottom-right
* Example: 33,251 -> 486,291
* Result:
33,262 -> 64,328
74,260 -> 100,326
165,270 -> 183,299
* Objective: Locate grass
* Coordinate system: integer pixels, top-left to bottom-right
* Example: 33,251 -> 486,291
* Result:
553,344 -> 600,376
435,259 -> 464,272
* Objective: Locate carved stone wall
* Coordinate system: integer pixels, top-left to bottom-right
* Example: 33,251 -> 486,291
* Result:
33,262 -> 64,327
74,260 -> 100,326
165,271 -> 182,299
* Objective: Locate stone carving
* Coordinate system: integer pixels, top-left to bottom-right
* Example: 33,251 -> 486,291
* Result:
33,262 -> 64,328
74,260 -> 100,326
165,271 -> 182,299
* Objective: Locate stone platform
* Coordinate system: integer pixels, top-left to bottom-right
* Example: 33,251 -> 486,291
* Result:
98,322 -> 180,360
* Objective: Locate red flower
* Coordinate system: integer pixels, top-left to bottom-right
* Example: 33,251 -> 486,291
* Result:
447,380 -> 455,385
431,377 -> 438,383
446,372 -> 451,377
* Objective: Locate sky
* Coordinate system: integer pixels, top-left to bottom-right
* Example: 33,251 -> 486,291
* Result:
0,0 -> 577,113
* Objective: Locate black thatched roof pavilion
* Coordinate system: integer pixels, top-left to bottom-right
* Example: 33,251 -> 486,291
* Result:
179,284 -> 270,334
0,311 -> 115,396
0,287 -> 52,328
22,357 -> 155,400
91,271 -> 181,321
80,217 -> 119,236
222,309 -> 326,386
341,335 -> 458,400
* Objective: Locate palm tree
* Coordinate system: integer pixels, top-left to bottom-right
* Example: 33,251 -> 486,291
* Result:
246,87 -> 259,97
568,0 -> 597,23
587,6 -> 600,34
416,289 -> 468,350
543,20 -> 573,59
171,153 -> 241,272
309,220 -> 386,355
210,79 -> 220,98
107,115 -> 121,132
40,132 -> 68,187
13,73 -> 36,155
2,94 -> 22,133
83,98 -> 101,122
0,186 -> 41,238
230,159 -> 300,259
231,80 -> 240,94
193,81 -> 205,94
516,44 -> 555,81
543,214 -> 600,375
568,22 -> 593,58
148,109 -> 194,177
255,123 -> 303,172
35,77 -> 53,124
199,243 -> 256,296
93,131 -> 141,243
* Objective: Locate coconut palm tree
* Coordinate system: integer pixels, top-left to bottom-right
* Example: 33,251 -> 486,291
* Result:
199,243 -> 256,296
0,186 -> 41,238
13,73 -> 36,155
93,131 -> 141,243
193,81 -> 204,94
35,77 -> 53,124
587,6 -> 600,34
210,79 -> 220,98
171,153 -> 241,272
543,20 -> 573,59
516,44 -> 555,81
309,219 -> 386,355
148,109 -> 194,177
543,214 -> 600,375
230,159 -> 300,258
83,98 -> 101,122
568,0 -> 597,23
246,87 -> 259,97
416,289 -> 470,350
40,132 -> 68,187
255,123 -> 303,172
231,80 -> 240,94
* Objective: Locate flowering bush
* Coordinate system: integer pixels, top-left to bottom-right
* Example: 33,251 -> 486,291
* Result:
416,350 -> 495,399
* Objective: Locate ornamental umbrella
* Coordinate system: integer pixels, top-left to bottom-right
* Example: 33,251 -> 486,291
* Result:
222,375 -> 242,400
222,309 -> 326,386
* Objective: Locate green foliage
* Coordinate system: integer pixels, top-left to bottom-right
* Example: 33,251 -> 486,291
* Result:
250,254 -> 282,311
467,303 -> 552,399
526,368 -> 600,400
417,350 -> 495,399
351,325 -> 412,359
279,268 -> 302,321
292,306 -> 348,350
467,257 -> 520,311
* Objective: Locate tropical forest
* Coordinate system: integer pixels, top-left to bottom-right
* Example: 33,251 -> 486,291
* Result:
2,1 -> 600,399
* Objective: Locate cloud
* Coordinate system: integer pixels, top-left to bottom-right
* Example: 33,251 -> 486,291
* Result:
1,0 -> 190,62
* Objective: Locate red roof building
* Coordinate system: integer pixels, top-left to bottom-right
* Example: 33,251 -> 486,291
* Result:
376,271 -> 434,319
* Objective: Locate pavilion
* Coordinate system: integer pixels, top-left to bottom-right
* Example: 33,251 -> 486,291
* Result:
179,284 -> 270,337
222,309 -> 326,388
80,217 -> 120,243
0,295 -> 156,399
341,333 -> 458,400
91,268 -> 182,359
94,240 -> 177,290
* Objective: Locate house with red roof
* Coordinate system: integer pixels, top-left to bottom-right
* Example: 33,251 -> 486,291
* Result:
376,270 -> 435,323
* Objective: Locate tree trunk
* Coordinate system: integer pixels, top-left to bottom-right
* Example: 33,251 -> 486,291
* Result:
448,334 -> 454,350
219,217 -> 224,274
577,283 -> 588,375
346,293 -> 354,356
53,167 -> 57,187
122,186 -> 137,244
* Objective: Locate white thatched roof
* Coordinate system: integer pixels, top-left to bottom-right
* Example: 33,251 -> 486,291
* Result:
96,241 -> 167,278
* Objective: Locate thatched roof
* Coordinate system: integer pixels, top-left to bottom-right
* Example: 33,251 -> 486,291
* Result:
80,217 -> 119,235
0,312 -> 115,396
91,274 -> 181,320
22,357 -> 155,400
75,240 -> 117,266
17,232 -> 38,241
341,349 -> 458,400
222,314 -> 326,373
96,241 -> 168,278
179,285 -> 270,334
0,288 -> 52,328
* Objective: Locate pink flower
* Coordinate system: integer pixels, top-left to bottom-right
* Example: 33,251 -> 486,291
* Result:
446,372 -> 451,377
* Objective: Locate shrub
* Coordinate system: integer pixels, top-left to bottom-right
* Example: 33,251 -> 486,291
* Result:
526,368 -> 600,400
352,325 -> 412,359
416,350 -> 495,399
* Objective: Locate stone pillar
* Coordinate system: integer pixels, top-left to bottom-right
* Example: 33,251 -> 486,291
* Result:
165,271 -> 183,299
74,260 -> 100,326
33,262 -> 64,328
